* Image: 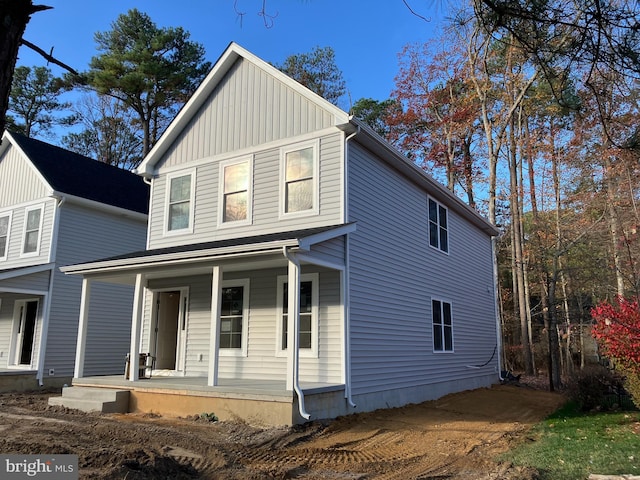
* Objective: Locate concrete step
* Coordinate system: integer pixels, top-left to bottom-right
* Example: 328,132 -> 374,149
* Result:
48,387 -> 129,413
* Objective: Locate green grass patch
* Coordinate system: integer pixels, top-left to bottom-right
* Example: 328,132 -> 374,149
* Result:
502,401 -> 640,479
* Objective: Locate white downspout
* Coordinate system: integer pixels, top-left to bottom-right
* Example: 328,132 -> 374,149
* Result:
343,127 -> 359,408
282,246 -> 311,420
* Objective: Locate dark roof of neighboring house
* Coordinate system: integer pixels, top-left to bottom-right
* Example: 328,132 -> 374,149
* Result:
9,132 -> 149,215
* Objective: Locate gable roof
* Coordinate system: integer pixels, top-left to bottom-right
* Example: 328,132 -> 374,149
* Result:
136,42 -> 350,176
4,131 -> 149,215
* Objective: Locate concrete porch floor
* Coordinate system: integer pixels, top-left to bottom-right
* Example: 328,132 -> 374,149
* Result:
72,375 -> 343,399
68,375 -> 348,425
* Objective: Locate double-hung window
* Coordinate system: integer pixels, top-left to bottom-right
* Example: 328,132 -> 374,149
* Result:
276,273 -> 318,357
166,171 -> 194,233
219,279 -> 249,356
432,299 -> 453,352
428,198 -> 448,253
22,205 -> 43,256
281,140 -> 319,217
219,157 -> 252,226
0,212 -> 11,260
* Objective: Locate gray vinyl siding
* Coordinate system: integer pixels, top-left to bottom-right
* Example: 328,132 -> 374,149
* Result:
347,142 -> 497,396
0,270 -> 50,292
0,143 -> 48,208
0,199 -> 55,270
43,203 -> 146,377
148,132 -> 344,249
158,57 -> 336,170
142,267 -> 342,383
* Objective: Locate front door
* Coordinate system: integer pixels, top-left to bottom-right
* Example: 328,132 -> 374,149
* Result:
13,299 -> 39,367
152,290 -> 188,372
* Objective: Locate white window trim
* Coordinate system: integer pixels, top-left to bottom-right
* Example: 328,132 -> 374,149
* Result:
164,169 -> 196,236
279,139 -> 320,219
428,197 -> 449,255
20,204 -> 44,258
432,297 -> 454,353
276,273 -> 319,358
0,210 -> 12,261
217,156 -> 253,228
219,279 -> 250,357
9,298 -> 40,368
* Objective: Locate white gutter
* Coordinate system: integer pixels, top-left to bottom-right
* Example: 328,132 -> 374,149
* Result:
342,128 -> 359,409
61,240 -> 299,275
282,246 -> 311,420
50,190 -> 148,222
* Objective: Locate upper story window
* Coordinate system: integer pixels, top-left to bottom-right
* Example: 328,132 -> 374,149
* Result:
432,299 -> 454,352
219,157 -> 252,226
166,171 -> 194,234
276,273 -> 319,357
0,212 -> 11,260
22,205 -> 43,256
219,279 -> 249,356
280,140 -> 319,217
428,198 -> 448,253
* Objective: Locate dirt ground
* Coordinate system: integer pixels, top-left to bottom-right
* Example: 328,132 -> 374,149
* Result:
0,378 -> 565,479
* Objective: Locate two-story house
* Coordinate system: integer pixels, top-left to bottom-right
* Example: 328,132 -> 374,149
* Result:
0,131 -> 149,391
53,43 -> 500,425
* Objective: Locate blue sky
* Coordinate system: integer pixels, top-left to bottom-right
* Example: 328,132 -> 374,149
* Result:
17,0 -> 450,111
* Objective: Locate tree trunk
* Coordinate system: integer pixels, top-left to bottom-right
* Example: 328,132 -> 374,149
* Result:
0,0 -> 36,140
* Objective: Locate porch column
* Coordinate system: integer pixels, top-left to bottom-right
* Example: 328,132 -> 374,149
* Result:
208,265 -> 223,386
286,257 -> 301,392
128,273 -> 146,381
73,277 -> 92,379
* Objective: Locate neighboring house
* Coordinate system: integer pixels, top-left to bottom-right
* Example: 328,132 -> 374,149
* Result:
0,131 -> 149,392
55,43 -> 500,425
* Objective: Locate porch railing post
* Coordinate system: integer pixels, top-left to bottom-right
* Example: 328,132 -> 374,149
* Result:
73,277 -> 92,379
129,273 -> 146,381
208,265 -> 223,386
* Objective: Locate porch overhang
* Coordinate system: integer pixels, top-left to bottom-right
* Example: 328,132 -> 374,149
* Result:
60,223 -> 355,282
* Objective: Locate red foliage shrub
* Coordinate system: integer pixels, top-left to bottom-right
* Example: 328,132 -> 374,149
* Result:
591,296 -> 640,368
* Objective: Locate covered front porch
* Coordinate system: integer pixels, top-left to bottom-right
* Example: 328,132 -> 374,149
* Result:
58,225 -> 356,425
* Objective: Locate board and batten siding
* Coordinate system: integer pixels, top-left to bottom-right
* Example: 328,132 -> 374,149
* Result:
148,132 -> 344,249
157,57 -> 337,170
0,143 -> 48,208
346,142 -> 497,396
142,267 -> 342,384
45,203 -> 147,377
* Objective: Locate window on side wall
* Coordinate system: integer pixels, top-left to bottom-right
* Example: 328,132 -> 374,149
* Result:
0,212 -> 11,260
166,171 -> 194,234
280,140 -> 319,217
276,273 -> 319,357
21,205 -> 43,256
432,299 -> 453,352
219,279 -> 249,356
428,198 -> 448,253
219,157 -> 252,226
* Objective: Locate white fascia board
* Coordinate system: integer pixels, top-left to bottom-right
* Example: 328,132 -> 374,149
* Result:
0,262 -> 55,281
3,131 -> 54,194
51,191 -> 148,221
61,239 -> 299,275
343,117 -> 499,237
136,42 -> 349,177
297,223 -> 356,251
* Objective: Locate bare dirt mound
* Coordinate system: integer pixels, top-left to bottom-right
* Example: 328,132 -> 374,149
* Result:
0,382 -> 565,479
